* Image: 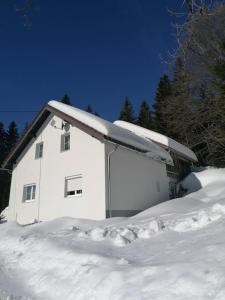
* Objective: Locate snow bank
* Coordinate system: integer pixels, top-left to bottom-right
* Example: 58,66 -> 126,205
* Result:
182,167 -> 225,193
1,168 -> 225,299
114,120 -> 198,162
48,101 -> 173,164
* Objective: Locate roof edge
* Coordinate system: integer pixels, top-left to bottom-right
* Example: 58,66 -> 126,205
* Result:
2,103 -> 50,169
3,102 -> 169,169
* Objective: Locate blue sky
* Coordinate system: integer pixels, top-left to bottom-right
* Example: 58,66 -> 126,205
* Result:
0,0 -> 181,131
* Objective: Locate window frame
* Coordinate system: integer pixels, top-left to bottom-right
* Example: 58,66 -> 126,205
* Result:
64,175 -> 83,198
23,184 -> 36,203
61,133 -> 70,152
35,142 -> 44,159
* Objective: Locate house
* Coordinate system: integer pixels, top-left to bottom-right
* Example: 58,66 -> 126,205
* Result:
114,121 -> 198,197
3,101 -> 196,225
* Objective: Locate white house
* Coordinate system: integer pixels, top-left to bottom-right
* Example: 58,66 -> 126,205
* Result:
3,101 -> 196,225
114,121 -> 198,197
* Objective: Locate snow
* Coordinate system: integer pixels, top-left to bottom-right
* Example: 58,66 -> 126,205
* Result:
48,101 -> 173,164
0,206 -> 8,223
1,168 -> 225,299
114,120 -> 198,162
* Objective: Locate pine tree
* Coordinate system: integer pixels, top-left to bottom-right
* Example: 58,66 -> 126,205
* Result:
6,121 -> 19,155
118,97 -> 136,123
137,100 -> 153,129
0,122 -> 6,165
94,111 -> 100,117
21,122 -> 29,137
0,122 -> 10,214
85,105 -> 93,113
61,94 -> 71,105
153,75 -> 172,134
165,58 -> 194,145
85,105 -> 100,116
197,58 -> 225,167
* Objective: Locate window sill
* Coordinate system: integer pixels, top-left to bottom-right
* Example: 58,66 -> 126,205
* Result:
23,200 -> 35,203
65,194 -> 83,198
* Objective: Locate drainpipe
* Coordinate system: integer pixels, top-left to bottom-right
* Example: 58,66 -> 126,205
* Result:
37,137 -> 43,223
107,144 -> 118,218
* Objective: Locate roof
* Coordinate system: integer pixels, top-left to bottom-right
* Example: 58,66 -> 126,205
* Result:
114,120 -> 198,163
2,101 -> 173,168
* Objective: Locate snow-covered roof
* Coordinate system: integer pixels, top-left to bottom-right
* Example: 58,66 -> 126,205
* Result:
114,120 -> 198,163
48,101 -> 173,164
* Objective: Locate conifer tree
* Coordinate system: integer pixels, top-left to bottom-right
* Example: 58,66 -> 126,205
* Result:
21,122 -> 29,137
153,75 -> 172,134
0,122 -> 6,165
193,85 -> 216,165
85,105 -> 100,116
6,121 -> 19,155
197,57 -> 225,167
118,97 -> 136,123
61,94 -> 71,105
137,100 -> 153,129
165,58 -> 194,146
85,105 -> 93,113
0,122 -> 10,213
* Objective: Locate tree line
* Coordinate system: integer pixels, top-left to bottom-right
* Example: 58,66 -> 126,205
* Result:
119,1 -> 225,169
0,122 -> 19,213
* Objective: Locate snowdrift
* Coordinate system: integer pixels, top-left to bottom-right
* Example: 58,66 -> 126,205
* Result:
1,168 -> 225,299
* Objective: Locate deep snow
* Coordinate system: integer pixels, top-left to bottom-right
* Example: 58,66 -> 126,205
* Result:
1,168 -> 225,299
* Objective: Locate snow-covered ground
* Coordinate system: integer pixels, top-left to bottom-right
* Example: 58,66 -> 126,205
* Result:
1,168 -> 225,299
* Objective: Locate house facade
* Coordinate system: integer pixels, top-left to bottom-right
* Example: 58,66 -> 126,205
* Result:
114,121 -> 198,197
3,101 -> 196,225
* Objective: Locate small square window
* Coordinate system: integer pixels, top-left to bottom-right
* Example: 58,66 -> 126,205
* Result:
35,142 -> 43,159
61,133 -> 70,151
65,175 -> 83,197
23,184 -> 36,202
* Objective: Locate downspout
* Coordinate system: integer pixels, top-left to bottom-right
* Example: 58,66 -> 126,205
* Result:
107,144 -> 118,218
37,137 -> 43,223
13,165 -> 17,222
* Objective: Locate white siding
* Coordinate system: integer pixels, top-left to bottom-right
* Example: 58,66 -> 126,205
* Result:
8,114 -> 106,224
105,143 -> 169,217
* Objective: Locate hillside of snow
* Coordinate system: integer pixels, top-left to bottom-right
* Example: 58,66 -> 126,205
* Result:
1,168 -> 225,299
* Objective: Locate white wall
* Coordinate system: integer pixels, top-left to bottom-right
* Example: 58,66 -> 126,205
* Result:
105,143 -> 170,217
8,114 -> 106,224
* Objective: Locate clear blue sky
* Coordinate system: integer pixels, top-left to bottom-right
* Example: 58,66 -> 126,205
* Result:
0,0 -> 181,131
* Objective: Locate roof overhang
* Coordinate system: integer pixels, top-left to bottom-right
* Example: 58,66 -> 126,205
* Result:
2,103 -> 155,169
2,104 -> 105,169
113,120 -> 198,163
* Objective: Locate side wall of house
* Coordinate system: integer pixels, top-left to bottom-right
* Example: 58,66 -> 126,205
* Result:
105,143 -> 170,217
7,114 -> 106,224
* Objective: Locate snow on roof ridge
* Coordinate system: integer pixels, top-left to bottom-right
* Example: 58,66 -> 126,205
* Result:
48,101 -> 173,164
114,120 -> 198,162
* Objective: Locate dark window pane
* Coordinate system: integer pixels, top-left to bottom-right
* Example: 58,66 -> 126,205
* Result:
67,190 -> 75,196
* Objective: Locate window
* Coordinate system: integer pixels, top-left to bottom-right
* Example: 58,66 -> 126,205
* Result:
35,142 -> 43,159
23,184 -> 36,202
65,175 -> 83,197
61,133 -> 70,151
